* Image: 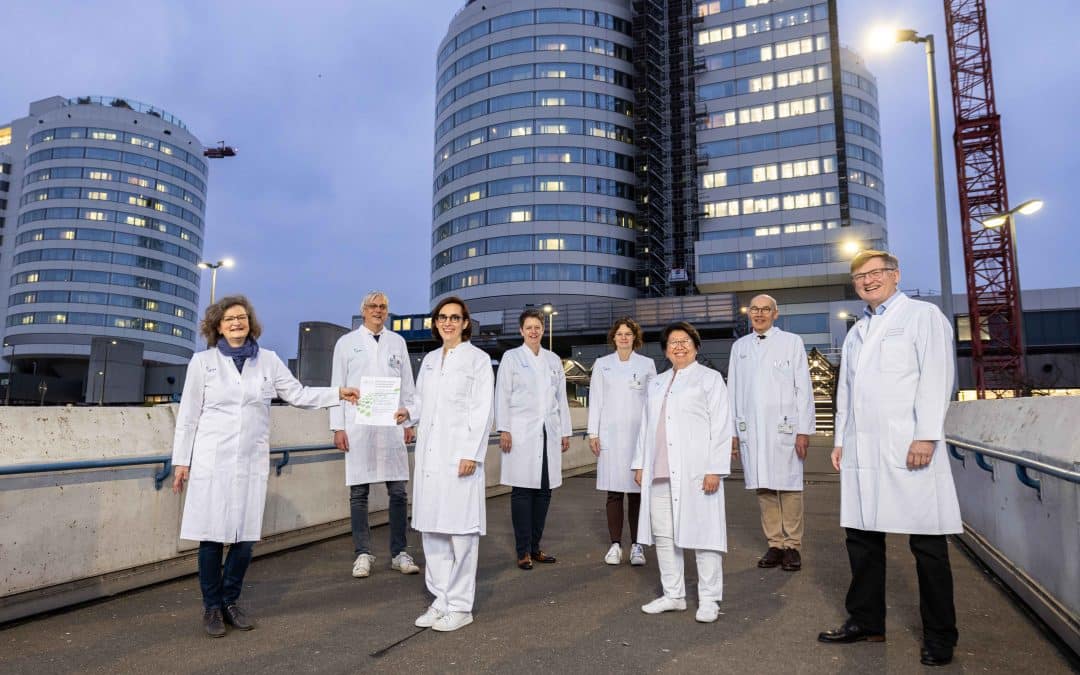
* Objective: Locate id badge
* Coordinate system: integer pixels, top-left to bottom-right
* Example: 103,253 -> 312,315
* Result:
629,373 -> 644,390
388,354 -> 402,369
778,422 -> 794,434
737,421 -> 747,432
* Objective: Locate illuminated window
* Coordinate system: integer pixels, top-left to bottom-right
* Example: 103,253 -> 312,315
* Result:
90,130 -> 119,140
88,171 -> 113,181
401,318 -> 412,330
32,232 -> 44,241
145,300 -> 158,310
466,190 -> 481,202
20,315 -> 35,325
129,196 -> 149,207
392,320 -> 401,331
144,321 -> 156,331
423,317 -> 432,329
26,273 -> 39,283
156,183 -> 168,192
538,180 -> 566,192
702,171 -> 727,188
61,230 -> 76,240
88,191 -> 109,200
509,209 -> 532,223
126,216 -> 147,227
0,126 -> 11,146
127,176 -> 151,188
54,314 -> 67,324
85,211 -> 107,221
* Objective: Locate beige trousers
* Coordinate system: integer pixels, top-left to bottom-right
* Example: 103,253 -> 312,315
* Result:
756,489 -> 804,550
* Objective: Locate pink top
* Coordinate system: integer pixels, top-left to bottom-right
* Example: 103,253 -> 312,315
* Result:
653,373 -> 677,482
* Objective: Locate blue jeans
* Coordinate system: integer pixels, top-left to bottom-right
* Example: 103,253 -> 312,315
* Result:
198,541 -> 255,610
350,481 -> 408,557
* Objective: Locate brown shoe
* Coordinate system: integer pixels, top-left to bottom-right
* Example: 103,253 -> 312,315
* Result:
531,551 -> 557,564
757,547 -> 784,568
781,548 -> 802,571
517,554 -> 533,570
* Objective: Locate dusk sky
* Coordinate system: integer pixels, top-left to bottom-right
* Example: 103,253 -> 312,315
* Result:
4,1 -> 1076,356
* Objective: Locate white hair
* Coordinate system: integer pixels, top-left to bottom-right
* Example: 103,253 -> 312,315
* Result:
750,293 -> 778,311
361,291 -> 389,311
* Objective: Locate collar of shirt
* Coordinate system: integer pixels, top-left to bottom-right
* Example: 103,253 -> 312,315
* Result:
753,326 -> 777,342
361,325 -> 385,339
863,289 -> 903,320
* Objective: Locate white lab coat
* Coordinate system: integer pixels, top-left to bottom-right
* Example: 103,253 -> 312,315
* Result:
834,293 -> 962,535
329,327 -> 416,485
631,362 -> 733,551
728,327 -> 815,491
172,348 -> 340,543
496,345 -> 572,489
410,341 -> 494,535
587,352 -> 656,493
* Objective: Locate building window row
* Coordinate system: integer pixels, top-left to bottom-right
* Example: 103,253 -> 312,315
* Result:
31,126 -> 207,175
438,34 -> 632,92
841,93 -> 879,123
432,263 -> 635,297
11,269 -> 197,303
434,204 -> 635,246
698,123 -> 835,159
775,312 -> 829,334
436,117 -> 632,167
842,117 -> 880,146
700,218 -> 842,240
697,0 -> 778,17
433,233 -> 634,271
436,90 -> 633,141
697,2 -> 827,46
18,207 -> 202,246
698,93 -> 831,131
846,142 -> 883,170
847,193 -> 887,218
26,146 -> 206,194
12,247 -> 199,284
434,175 -> 634,218
438,62 -> 633,116
6,311 -> 193,340
841,70 -> 879,98
23,165 -> 204,210
698,63 -> 831,101
703,32 -> 828,71
702,155 -> 836,188
9,290 -> 195,322
847,169 -> 883,194
16,227 -> 200,264
699,238 -> 886,273
20,187 -> 202,229
703,188 -> 839,219
435,146 -> 634,192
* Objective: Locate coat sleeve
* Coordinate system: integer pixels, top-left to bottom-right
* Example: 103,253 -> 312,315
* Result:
494,353 -> 513,433
706,372 -> 733,476
462,351 -> 495,463
556,357 -> 572,437
726,345 -> 740,438
833,338 -> 850,448
793,336 -> 816,434
399,344 -> 418,428
269,352 -> 340,409
630,399 -> 648,471
328,337 -> 347,430
586,358 -> 603,437
913,307 -> 955,441
171,353 -> 205,467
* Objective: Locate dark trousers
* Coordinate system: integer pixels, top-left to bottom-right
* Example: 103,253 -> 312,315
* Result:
511,434 -> 552,558
350,481 -> 408,557
606,491 -> 641,544
198,540 -> 255,611
844,527 -> 958,650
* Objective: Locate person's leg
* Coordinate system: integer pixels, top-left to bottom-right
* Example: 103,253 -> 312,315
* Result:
606,491 -> 624,544
221,541 -> 256,606
757,489 -> 784,550
349,483 -> 372,555
780,490 -> 805,551
197,541 -> 225,610
695,550 -> 724,604
910,534 -> 958,653
387,480 -> 408,557
627,492 -> 641,543
844,528 -> 887,634
446,533 -> 480,613
531,440 -> 552,555
422,532 -> 451,613
651,482 -> 685,599
510,487 -> 532,559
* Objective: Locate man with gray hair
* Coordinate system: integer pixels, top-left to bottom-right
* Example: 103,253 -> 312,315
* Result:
331,291 -> 419,578
728,294 -> 815,572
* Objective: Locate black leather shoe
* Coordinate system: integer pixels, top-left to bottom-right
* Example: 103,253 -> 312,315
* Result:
203,608 -> 226,638
531,551 -> 557,564
920,647 -> 953,667
757,547 -> 784,568
817,622 -> 885,644
223,603 -> 255,631
781,548 -> 802,571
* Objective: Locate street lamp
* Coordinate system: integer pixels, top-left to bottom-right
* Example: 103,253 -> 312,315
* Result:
867,27 -> 954,323
197,257 -> 235,305
542,304 -> 558,353
979,198 -> 1044,343
840,240 -> 862,258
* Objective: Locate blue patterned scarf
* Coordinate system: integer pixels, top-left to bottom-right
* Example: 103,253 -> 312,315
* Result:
217,337 -> 259,373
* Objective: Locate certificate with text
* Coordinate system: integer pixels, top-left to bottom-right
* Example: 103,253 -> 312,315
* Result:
353,376 -> 402,427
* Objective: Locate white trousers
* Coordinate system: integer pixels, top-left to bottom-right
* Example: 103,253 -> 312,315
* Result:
650,481 -> 723,603
422,532 -> 479,613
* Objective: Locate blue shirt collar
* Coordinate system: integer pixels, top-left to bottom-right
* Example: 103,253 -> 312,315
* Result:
863,289 -> 903,319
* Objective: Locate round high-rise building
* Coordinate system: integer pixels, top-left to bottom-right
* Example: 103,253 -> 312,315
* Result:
430,1 -> 639,312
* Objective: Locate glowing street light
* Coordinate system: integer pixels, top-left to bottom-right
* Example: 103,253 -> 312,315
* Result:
197,257 -> 235,304
542,304 -> 558,352
840,240 -> 862,257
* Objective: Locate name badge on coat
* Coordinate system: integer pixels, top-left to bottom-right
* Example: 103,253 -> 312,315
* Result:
629,373 -> 644,390
388,353 -> 402,369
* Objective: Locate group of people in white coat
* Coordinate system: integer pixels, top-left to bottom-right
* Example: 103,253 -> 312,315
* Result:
170,248 -> 963,666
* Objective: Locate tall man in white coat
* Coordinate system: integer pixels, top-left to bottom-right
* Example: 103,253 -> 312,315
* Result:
330,291 -> 420,579
728,294 -> 814,572
818,250 -> 961,669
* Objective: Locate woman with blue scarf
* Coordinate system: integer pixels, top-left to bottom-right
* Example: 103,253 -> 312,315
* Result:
171,295 -> 359,637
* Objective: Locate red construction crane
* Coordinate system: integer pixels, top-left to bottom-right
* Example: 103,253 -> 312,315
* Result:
943,0 -> 1025,398
203,141 -> 237,159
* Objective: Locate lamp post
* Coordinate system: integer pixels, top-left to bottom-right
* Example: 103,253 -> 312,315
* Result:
867,27 -> 954,323
3,342 -> 13,405
980,198 -> 1044,347
98,339 -> 117,406
197,257 -> 235,305
542,304 -> 557,353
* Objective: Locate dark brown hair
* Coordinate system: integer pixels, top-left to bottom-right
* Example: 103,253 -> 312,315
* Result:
660,321 -> 701,351
200,295 -> 262,347
607,316 -> 643,350
430,296 -> 473,343
519,308 -> 545,329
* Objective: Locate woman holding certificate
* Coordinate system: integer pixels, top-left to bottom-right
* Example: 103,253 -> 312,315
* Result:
405,296 -> 494,633
171,295 -> 359,638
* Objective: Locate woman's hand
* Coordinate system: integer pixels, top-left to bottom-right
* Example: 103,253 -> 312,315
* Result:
458,459 -> 477,477
589,437 -> 601,457
394,407 -> 410,424
831,446 -> 842,471
634,469 -> 642,486
561,436 -> 570,453
339,387 -> 360,403
702,473 -> 720,494
500,431 -> 512,453
172,465 -> 190,494
731,437 -> 740,460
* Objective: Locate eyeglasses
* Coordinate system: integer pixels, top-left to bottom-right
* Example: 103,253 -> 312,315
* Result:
667,338 -> 694,347
747,305 -> 774,314
851,267 -> 896,283
436,314 -> 463,324
222,314 -> 248,323
614,331 -> 635,338
365,303 -> 388,311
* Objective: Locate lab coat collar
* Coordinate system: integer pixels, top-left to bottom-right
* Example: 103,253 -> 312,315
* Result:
863,289 -> 904,320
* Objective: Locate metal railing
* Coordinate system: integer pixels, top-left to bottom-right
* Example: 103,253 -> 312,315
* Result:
946,435 -> 1080,500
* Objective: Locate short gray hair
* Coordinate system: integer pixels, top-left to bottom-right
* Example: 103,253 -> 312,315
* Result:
361,291 -> 389,311
750,293 -> 778,311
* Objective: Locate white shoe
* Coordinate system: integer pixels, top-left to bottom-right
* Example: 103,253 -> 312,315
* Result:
695,600 -> 720,623
352,553 -> 375,578
604,543 -> 622,565
392,551 -> 420,575
641,596 -> 687,614
431,611 -> 474,632
629,543 -> 646,566
415,605 -> 445,628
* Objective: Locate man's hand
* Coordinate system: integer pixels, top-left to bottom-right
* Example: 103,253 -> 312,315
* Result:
394,408 -> 410,424
795,433 -> 809,460
907,440 -> 935,470
831,446 -> 842,471
458,459 -> 477,477
338,387 -> 360,403
634,469 -> 642,486
731,436 -> 740,460
702,474 -> 720,494
404,427 -> 416,444
172,465 -> 189,494
589,437 -> 601,457
333,430 -> 349,452
500,431 -> 512,453
561,436 -> 570,453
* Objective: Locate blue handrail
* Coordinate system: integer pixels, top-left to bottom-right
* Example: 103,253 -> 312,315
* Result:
946,436 -> 1080,500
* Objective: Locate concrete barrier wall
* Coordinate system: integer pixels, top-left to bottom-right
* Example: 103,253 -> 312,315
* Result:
945,397 -> 1080,654
0,405 -> 593,624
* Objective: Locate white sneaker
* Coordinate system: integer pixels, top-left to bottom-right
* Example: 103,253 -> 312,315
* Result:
392,551 -> 420,575
352,553 -> 375,578
641,596 -> 687,614
431,611 -> 474,632
629,543 -> 646,566
604,543 -> 622,565
415,605 -> 445,628
695,600 -> 720,623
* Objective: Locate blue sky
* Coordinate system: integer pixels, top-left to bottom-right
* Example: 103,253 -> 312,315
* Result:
3,0 -> 1075,355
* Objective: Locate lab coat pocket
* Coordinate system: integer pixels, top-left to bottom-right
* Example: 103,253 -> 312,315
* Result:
879,337 -> 911,373
260,380 -> 276,405
886,418 -> 916,468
